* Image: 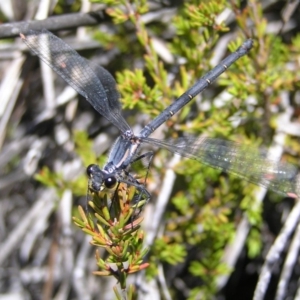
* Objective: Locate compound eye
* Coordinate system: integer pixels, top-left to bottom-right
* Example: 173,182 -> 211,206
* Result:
104,176 -> 117,189
86,164 -> 97,177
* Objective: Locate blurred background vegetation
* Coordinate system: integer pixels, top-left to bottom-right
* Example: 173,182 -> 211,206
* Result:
0,0 -> 300,299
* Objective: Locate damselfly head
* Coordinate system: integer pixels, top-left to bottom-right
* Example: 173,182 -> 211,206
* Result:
87,164 -> 105,192
87,164 -> 118,192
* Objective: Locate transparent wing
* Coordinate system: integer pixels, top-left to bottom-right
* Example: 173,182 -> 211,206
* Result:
141,136 -> 300,198
20,29 -> 131,134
